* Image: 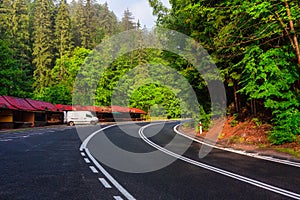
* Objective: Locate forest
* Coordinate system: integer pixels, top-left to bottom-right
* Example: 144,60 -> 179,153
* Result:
0,0 -> 300,144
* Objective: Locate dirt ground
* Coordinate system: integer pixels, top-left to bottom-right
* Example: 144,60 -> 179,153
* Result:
180,117 -> 300,161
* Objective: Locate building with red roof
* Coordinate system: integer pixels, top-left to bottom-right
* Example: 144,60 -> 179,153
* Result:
0,96 -> 17,110
0,96 -> 17,129
25,99 -> 63,125
0,95 -> 147,129
0,96 -> 35,128
130,108 -> 147,114
3,96 -> 36,111
26,98 -> 58,111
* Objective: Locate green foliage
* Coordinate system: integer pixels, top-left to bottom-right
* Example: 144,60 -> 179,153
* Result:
268,131 -> 297,145
252,117 -> 262,127
0,39 -> 32,97
230,113 -> 238,127
32,0 -> 55,91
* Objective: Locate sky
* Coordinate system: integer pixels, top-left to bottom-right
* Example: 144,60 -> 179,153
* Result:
98,0 -> 171,28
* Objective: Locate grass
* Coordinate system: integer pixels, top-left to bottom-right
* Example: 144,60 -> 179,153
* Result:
218,132 -> 226,139
275,148 -> 300,158
228,135 -> 245,144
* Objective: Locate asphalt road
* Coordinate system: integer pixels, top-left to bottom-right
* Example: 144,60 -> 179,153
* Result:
1,122 -> 300,200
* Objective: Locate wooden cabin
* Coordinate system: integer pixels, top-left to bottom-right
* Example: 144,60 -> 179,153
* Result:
26,98 -> 63,125
2,96 -> 35,128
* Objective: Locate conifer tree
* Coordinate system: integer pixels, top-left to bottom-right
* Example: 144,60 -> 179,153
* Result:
120,8 -> 136,31
32,0 -> 55,91
55,0 -> 73,71
0,0 -> 12,38
11,0 -> 33,96
11,0 -> 31,67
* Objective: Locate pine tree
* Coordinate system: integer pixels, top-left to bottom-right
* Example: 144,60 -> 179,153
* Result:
120,8 -> 136,31
32,0 -> 55,91
0,0 -> 12,38
54,0 -> 73,75
72,0 -> 89,48
11,0 -> 31,65
97,2 -> 118,36
11,0 -> 33,96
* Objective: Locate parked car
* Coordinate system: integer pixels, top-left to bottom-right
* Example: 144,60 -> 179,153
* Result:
66,111 -> 98,126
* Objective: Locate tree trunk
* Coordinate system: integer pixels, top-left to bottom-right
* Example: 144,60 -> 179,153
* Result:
233,81 -> 239,113
284,0 -> 300,68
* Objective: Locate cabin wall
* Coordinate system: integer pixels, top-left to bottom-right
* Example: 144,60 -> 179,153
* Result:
0,109 -> 14,129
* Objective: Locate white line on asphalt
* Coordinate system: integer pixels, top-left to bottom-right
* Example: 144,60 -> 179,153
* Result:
0,139 -> 12,142
84,158 -> 90,163
113,196 -> 123,200
98,178 -> 112,188
89,166 -> 98,173
81,152 -> 86,157
80,124 -> 136,200
173,124 -> 300,168
139,123 -> 300,200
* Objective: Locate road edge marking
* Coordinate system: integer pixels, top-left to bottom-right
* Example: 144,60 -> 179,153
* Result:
139,123 -> 300,200
173,124 -> 300,168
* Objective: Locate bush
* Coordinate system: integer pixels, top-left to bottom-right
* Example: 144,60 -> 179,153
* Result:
268,131 -> 297,145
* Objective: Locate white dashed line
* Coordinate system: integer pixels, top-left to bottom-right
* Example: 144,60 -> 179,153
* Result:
84,158 -> 90,163
89,166 -> 98,173
81,152 -> 86,157
98,178 -> 112,188
80,124 -> 136,200
113,196 -> 123,200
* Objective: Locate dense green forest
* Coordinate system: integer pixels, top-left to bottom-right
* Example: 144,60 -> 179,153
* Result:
148,0 -> 300,144
0,0 -> 300,144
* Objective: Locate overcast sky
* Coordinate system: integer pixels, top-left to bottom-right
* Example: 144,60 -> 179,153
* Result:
98,0 -> 171,28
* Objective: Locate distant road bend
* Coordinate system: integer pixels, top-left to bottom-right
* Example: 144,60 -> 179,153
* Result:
81,121 -> 300,200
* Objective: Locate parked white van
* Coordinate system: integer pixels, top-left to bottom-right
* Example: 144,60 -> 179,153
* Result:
66,111 -> 98,126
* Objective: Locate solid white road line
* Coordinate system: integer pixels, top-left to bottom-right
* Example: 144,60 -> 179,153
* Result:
173,124 -> 300,168
139,123 -> 300,200
84,158 -> 91,163
89,166 -> 98,173
80,125 -> 136,200
98,178 -> 112,188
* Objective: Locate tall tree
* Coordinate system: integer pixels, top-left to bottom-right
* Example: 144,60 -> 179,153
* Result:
11,0 -> 31,67
119,8 -> 136,31
11,0 -> 33,96
0,0 -> 12,38
32,0 -> 55,92
150,0 -> 300,144
97,2 -> 118,36
54,0 -> 73,79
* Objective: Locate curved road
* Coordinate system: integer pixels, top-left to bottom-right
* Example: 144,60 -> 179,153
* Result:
0,122 -> 300,199
82,121 -> 300,200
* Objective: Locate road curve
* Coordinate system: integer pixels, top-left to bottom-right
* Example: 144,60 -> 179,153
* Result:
83,121 -> 300,200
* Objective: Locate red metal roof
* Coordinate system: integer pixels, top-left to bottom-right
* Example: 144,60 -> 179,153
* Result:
2,96 -> 36,111
130,108 -> 147,114
55,104 -> 73,111
95,106 -> 111,113
72,105 -> 88,111
0,96 -> 17,110
25,98 -> 58,112
110,106 -> 131,113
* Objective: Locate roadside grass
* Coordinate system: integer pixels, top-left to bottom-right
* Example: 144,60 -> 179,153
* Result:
227,135 -> 245,144
274,148 -> 300,158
